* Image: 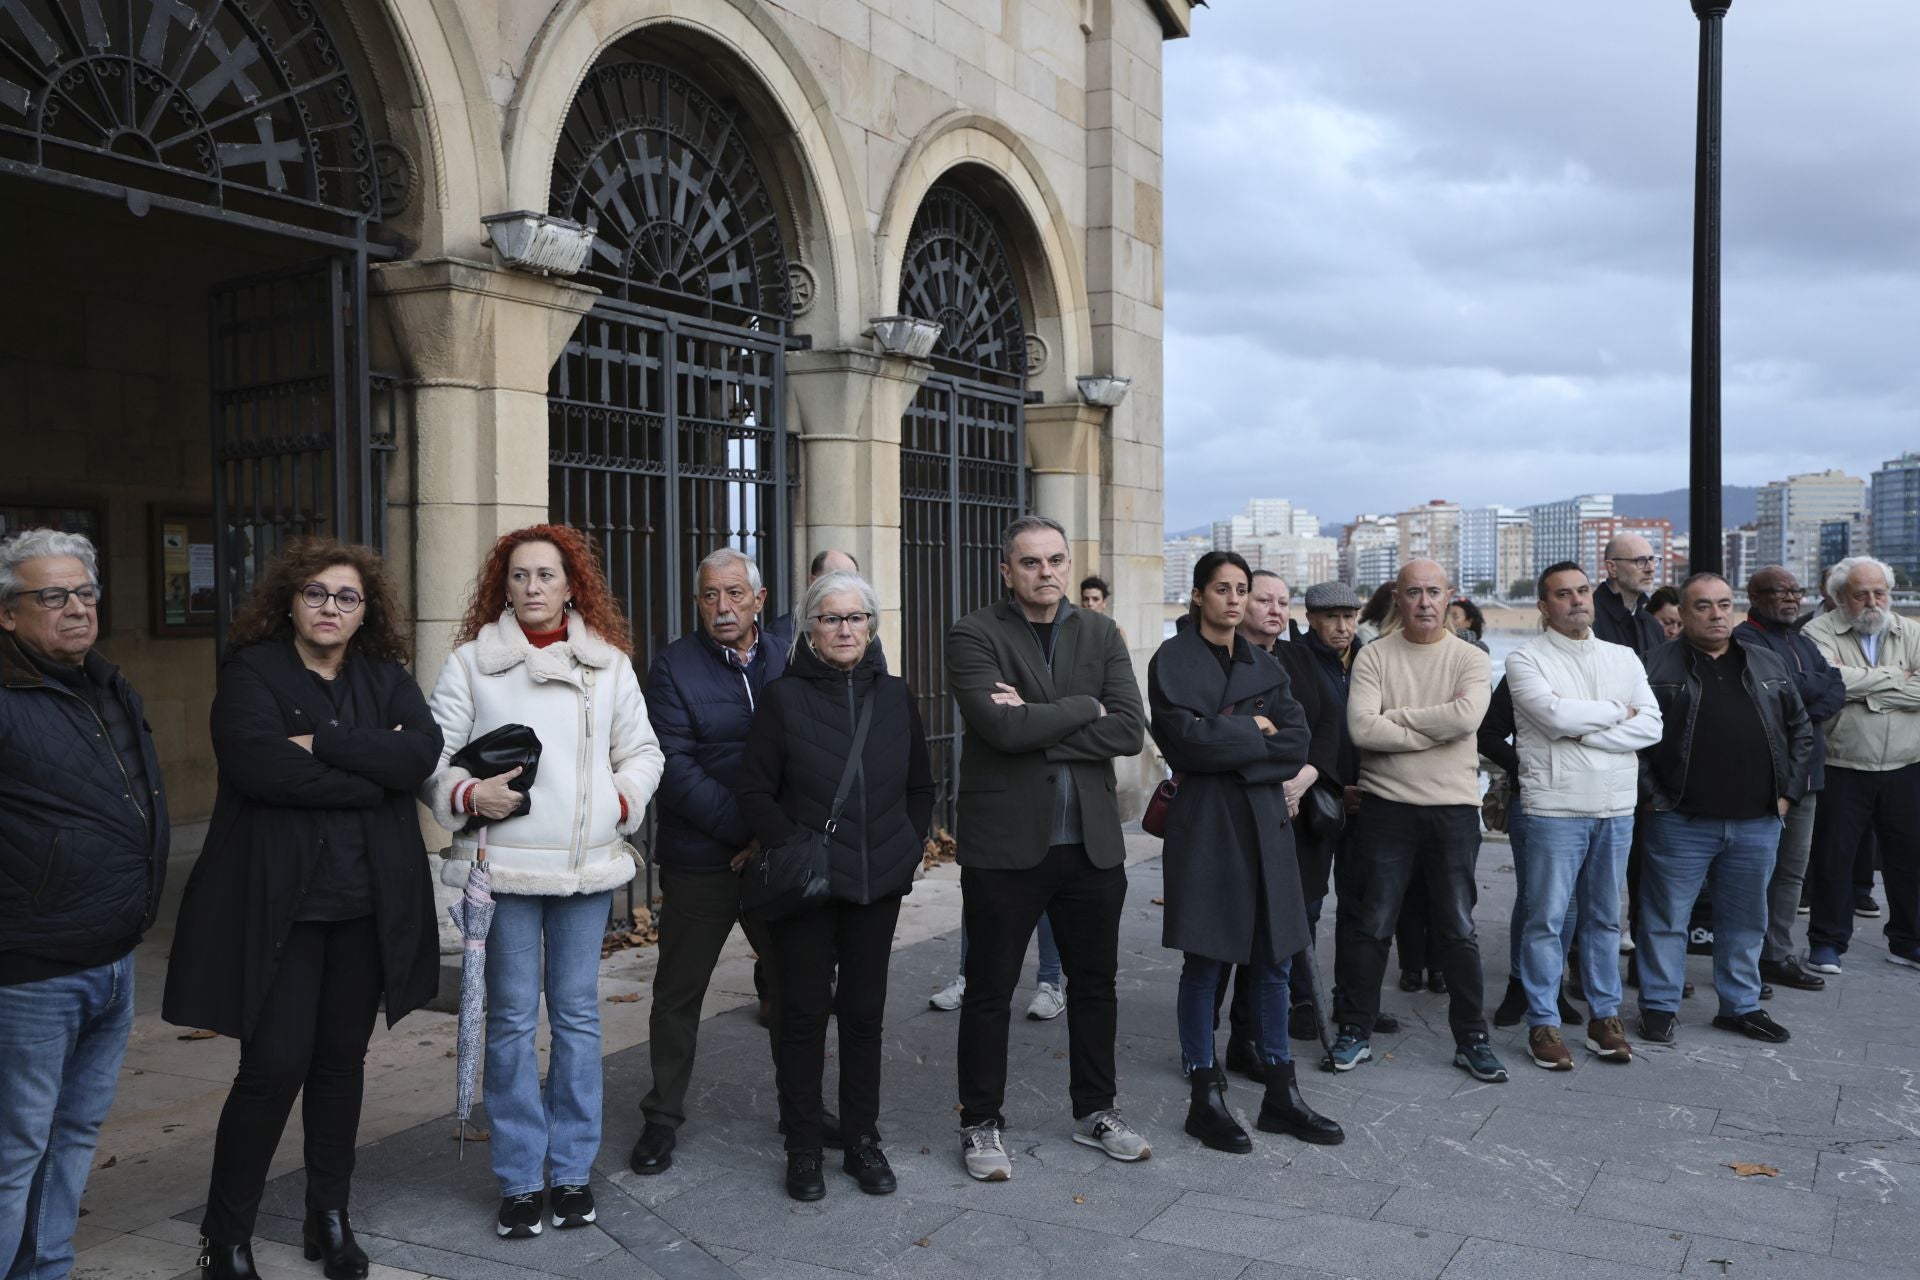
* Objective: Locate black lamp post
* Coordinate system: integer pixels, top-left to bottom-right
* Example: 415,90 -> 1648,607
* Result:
1688,1 -> 1730,574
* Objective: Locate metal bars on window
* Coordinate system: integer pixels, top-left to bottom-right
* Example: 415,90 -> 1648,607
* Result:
208,253 -> 390,649
548,299 -> 790,672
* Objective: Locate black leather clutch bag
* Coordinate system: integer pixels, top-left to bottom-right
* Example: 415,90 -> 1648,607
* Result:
449,724 -> 542,830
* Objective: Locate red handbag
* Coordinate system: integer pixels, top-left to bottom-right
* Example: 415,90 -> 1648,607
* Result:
1142,700 -> 1237,839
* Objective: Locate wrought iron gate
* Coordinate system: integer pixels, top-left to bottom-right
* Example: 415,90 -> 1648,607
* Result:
208,256 -> 390,644
547,300 -> 790,666
897,183 -> 1031,828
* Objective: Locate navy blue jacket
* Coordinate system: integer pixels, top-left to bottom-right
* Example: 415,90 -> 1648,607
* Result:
1594,582 -> 1665,658
1735,615 -> 1847,793
645,624 -> 788,872
0,633 -> 169,984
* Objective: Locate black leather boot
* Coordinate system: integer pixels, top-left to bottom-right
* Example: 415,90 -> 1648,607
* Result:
199,1239 -> 260,1280
1256,1061 -> 1346,1145
1223,1034 -> 1267,1082
1493,977 -> 1527,1027
1184,1065 -> 1251,1154
303,1210 -> 369,1280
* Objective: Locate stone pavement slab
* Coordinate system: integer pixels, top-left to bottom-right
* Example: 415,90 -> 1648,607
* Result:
70,832 -> 1920,1279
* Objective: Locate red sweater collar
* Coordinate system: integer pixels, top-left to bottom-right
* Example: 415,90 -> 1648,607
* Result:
520,621 -> 569,650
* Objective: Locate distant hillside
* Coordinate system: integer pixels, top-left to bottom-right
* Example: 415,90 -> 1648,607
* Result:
1609,486 -> 1761,535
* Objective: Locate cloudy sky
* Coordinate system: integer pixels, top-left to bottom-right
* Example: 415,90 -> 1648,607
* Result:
1160,2 -> 1920,533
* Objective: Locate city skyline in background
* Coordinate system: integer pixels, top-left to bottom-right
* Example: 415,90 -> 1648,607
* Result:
1164,451 -> 1920,603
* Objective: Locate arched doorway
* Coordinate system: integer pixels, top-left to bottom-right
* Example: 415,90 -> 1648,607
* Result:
546,55 -> 796,663
897,180 -> 1031,826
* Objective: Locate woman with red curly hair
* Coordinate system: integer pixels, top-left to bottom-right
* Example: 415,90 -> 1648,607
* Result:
423,525 -> 663,1240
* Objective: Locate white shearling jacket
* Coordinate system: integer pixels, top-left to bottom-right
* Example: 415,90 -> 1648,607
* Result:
423,612 -> 665,896
1506,627 -> 1663,819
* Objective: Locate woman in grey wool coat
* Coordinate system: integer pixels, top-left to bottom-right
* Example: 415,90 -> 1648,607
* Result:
1149,550 -> 1344,1154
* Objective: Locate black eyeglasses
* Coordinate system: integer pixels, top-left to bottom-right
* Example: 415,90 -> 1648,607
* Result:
6,584 -> 102,610
299,584 -> 364,612
811,612 -> 872,631
1607,556 -> 1658,569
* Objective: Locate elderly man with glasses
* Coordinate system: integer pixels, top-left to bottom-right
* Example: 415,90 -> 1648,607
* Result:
1801,557 -> 1920,975
0,530 -> 169,1279
1735,567 -> 1846,993
1592,535 -> 1666,657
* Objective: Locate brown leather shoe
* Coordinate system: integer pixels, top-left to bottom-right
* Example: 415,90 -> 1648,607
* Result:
1585,1016 -> 1633,1062
1527,1025 -> 1573,1071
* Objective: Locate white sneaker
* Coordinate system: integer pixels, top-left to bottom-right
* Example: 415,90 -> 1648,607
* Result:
961,1122 -> 1012,1181
1025,981 -> 1065,1020
1618,935 -> 1636,954
928,974 -> 965,1011
1071,1109 -> 1151,1162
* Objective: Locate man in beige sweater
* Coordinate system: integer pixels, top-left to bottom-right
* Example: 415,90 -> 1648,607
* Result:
1329,559 -> 1504,1081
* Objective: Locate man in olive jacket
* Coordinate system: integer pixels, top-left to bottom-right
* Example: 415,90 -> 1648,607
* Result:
947,516 -> 1145,1182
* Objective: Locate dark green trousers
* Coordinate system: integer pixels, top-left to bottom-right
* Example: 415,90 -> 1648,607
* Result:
640,865 -> 779,1128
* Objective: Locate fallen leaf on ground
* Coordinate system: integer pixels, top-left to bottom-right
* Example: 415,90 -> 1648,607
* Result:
1150,897 -> 1166,906
1072,1194 -> 1085,1204
444,1049 -> 456,1058
913,1238 -> 931,1248
95,1156 -> 117,1170
606,992 -> 640,1003
453,1125 -> 490,1142
177,1029 -> 218,1041
1727,1162 -> 1779,1178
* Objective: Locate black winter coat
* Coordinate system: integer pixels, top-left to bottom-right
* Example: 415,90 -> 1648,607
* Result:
645,626 -> 788,873
1271,638 -> 1346,901
163,641 -> 443,1040
1735,616 -> 1847,792
0,635 -> 169,980
1594,583 -> 1665,658
1148,628 -> 1312,966
736,641 -> 934,905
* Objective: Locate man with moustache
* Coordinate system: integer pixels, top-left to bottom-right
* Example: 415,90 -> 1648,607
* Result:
1735,567 -> 1846,992
1802,557 -> 1920,974
632,548 -> 790,1174
1504,563 -> 1662,1068
1637,575 -> 1812,1046
1330,559 -> 1501,1081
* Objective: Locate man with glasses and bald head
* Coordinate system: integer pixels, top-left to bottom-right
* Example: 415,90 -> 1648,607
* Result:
1593,534 -> 1665,657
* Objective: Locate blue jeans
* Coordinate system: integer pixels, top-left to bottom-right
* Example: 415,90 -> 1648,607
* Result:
959,913 -> 1062,987
1639,812 -> 1777,1016
1521,815 -> 1630,1024
1179,953 -> 1291,1072
1506,805 -> 1578,974
0,956 -> 134,1280
485,891 -> 613,1196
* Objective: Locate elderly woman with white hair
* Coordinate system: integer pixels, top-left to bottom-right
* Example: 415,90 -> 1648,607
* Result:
735,572 -> 934,1202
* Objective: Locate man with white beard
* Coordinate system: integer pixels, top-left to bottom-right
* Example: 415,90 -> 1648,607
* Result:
1802,557 -> 1920,974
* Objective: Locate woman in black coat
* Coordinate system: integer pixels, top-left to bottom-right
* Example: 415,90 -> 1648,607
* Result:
163,540 -> 441,1280
1149,551 -> 1343,1155
735,572 -> 934,1203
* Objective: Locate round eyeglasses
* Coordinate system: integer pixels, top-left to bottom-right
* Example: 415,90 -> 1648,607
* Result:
299,584 -> 364,612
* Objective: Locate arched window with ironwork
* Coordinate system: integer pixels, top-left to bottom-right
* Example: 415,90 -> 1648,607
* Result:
897,178 -> 1031,828
546,55 -> 796,664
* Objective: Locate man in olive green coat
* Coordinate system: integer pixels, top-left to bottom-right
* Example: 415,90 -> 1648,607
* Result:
947,516 -> 1147,1182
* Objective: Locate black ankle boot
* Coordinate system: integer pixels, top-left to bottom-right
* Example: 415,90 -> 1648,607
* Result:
1493,977 -> 1527,1027
1256,1061 -> 1346,1145
303,1210 -> 369,1280
1184,1065 -> 1251,1154
1223,1034 -> 1267,1082
199,1239 -> 260,1280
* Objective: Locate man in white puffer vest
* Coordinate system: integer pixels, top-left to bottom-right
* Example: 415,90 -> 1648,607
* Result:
1506,561 -> 1663,1070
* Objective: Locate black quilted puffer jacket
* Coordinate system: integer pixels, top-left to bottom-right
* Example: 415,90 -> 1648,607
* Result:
0,633 -> 169,979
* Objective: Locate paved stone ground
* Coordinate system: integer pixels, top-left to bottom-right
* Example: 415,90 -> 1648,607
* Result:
80,835 -> 1920,1280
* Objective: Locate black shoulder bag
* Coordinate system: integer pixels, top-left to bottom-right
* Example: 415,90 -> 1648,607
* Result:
739,694 -> 874,921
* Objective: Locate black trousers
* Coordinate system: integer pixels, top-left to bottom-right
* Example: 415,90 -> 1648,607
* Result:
957,843 -> 1125,1126
202,916 -> 383,1243
1395,874 -> 1437,974
1333,798 -> 1487,1040
1809,764 -> 1920,956
765,894 -> 901,1151
641,866 -> 778,1128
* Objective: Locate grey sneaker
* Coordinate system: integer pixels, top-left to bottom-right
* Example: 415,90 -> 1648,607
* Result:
960,1122 -> 1011,1181
1025,981 -> 1065,1020
928,974 -> 966,1011
1071,1108 -> 1152,1162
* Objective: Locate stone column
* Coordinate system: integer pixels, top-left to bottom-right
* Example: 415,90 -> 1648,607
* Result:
370,257 -> 598,679
785,346 -> 934,658
1027,402 -> 1107,576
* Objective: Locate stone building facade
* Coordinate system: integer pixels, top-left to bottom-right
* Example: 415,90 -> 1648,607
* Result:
0,0 -> 1192,823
